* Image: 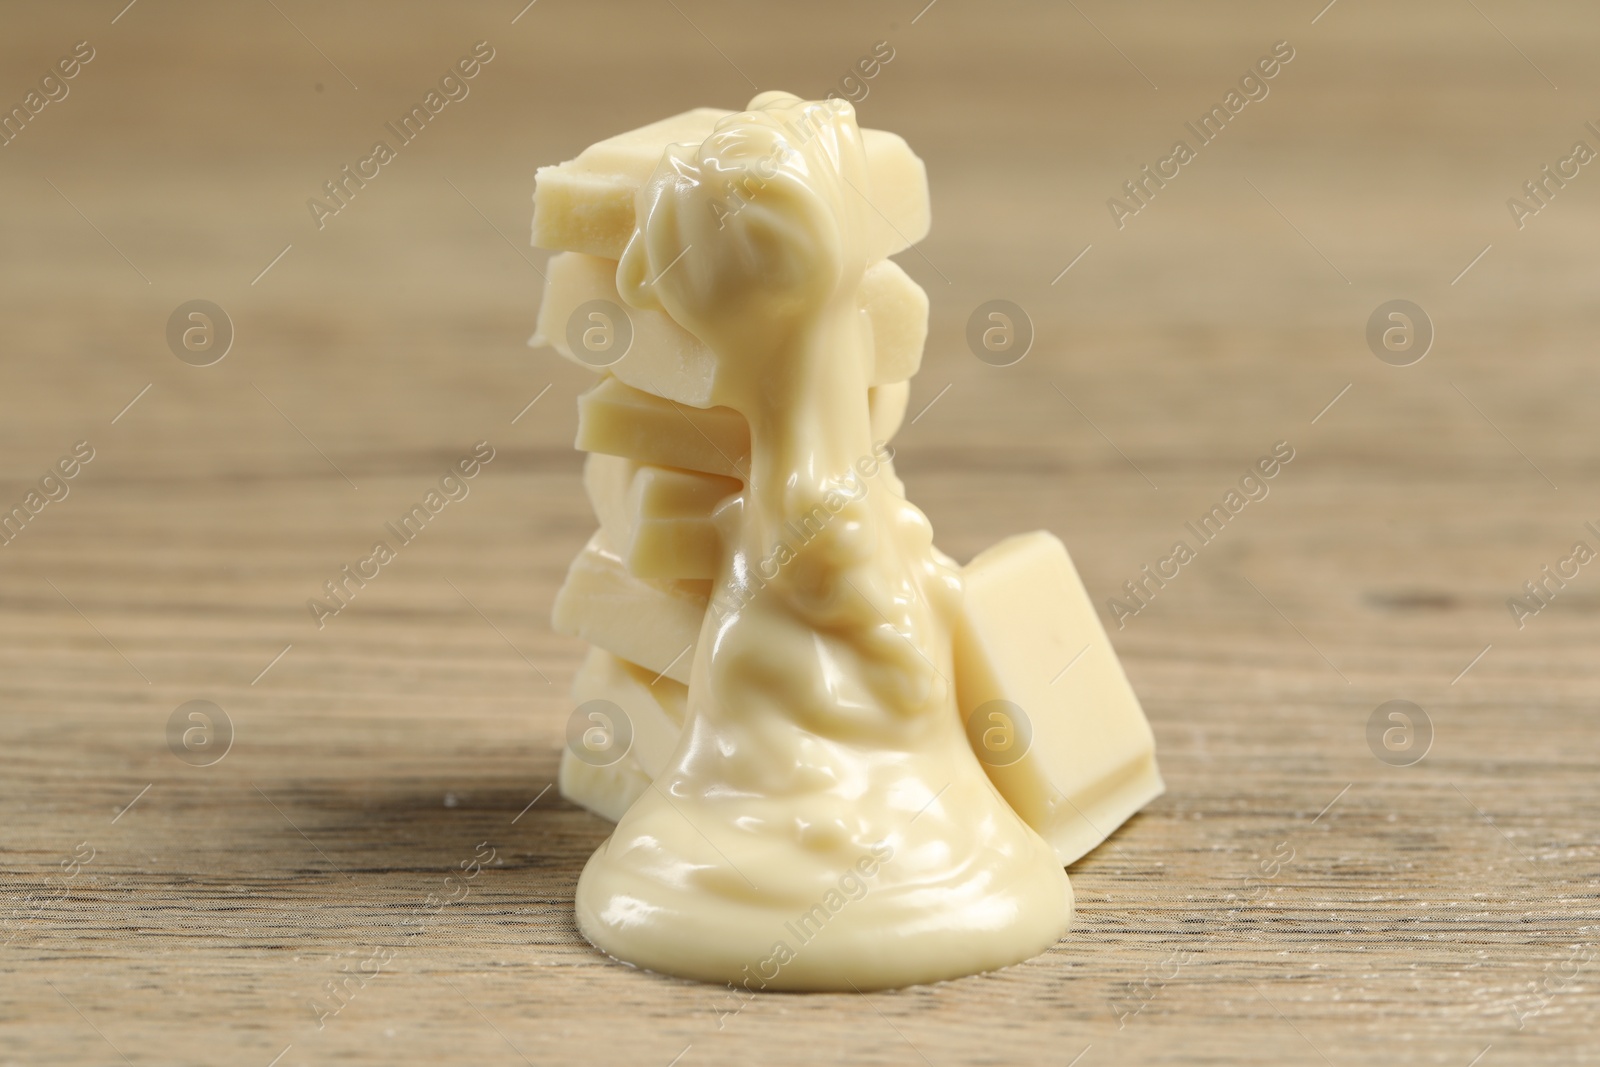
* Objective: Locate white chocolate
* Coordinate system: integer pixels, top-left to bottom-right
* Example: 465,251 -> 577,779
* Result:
856,261 -> 928,386
868,380 -> 910,444
559,745 -> 650,823
562,534 -> 1164,862
549,531 -> 705,685
580,382 -> 907,585
583,453 -> 739,581
575,375 -> 909,482
534,253 -> 927,408
532,108 -> 930,263
581,453 -> 637,556
560,649 -> 689,818
569,95 -> 1073,992
576,376 -> 748,479
954,532 -> 1165,866
573,646 -> 687,778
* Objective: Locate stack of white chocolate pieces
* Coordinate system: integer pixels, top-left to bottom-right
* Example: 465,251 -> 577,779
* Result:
532,108 -> 1163,865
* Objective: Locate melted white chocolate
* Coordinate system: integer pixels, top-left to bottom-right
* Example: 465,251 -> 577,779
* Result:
573,92 -> 1071,992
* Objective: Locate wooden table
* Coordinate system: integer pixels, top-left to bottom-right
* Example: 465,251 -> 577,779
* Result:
4,2 -> 1597,1063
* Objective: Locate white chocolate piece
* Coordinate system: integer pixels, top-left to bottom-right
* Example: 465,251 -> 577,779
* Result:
573,646 -> 687,778
583,454 -> 738,581
533,253 -> 927,407
577,376 -> 909,485
575,376 -> 748,479
559,746 -> 650,823
532,108 -> 930,263
868,380 -> 910,444
624,464 -> 738,572
954,531 -> 1165,866
538,252 -> 717,404
559,648 -> 689,819
857,261 -> 928,385
581,453 -> 637,556
549,531 -> 705,685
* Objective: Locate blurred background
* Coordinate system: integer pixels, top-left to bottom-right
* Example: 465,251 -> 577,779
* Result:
3,2 -> 1597,1064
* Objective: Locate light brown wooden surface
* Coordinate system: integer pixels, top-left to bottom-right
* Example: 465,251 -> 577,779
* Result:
3,2 -> 1598,1064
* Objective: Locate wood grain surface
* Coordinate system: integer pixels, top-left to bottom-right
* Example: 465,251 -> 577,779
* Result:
3,2 -> 1598,1064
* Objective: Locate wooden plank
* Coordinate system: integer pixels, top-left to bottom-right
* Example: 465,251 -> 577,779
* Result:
2,1 -> 1597,1064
